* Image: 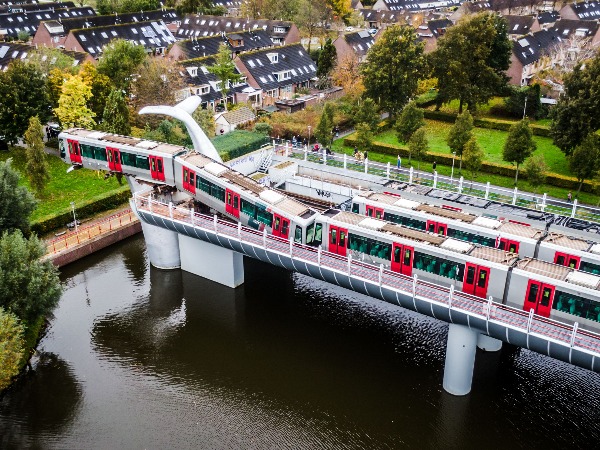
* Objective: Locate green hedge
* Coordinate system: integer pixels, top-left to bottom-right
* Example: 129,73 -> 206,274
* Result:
211,130 -> 269,162
343,137 -> 594,193
422,110 -> 551,137
31,188 -> 131,235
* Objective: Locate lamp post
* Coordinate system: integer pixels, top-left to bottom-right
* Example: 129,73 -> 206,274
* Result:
450,152 -> 456,184
307,125 -> 311,148
523,96 -> 528,120
70,201 -> 78,233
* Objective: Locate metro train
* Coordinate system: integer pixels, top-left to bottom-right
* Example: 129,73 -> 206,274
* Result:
351,191 -> 600,276
58,129 -> 600,332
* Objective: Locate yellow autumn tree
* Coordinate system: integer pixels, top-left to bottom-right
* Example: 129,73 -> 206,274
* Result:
332,54 -> 364,99
327,0 -> 351,21
54,73 -> 96,129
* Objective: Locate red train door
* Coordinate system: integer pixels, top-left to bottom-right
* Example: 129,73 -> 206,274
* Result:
498,238 -> 520,254
67,139 -> 82,163
272,214 -> 289,239
554,252 -> 581,270
366,205 -> 384,219
107,147 -> 122,172
149,156 -> 165,181
437,223 -> 447,236
463,262 -> 490,298
113,148 -> 122,172
523,280 -> 555,317
328,225 -> 348,255
329,225 -> 339,253
426,220 -> 436,233
225,189 -> 240,218
182,167 -> 196,194
391,243 -> 414,276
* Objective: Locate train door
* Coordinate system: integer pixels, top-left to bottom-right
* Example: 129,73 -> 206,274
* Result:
149,156 -> 165,181
426,220 -> 436,233
437,223 -> 447,236
463,262 -> 490,298
391,243 -> 413,276
554,252 -> 581,270
107,147 -> 122,172
328,225 -> 348,256
523,280 -> 555,317
67,139 -> 82,164
498,238 -> 520,254
225,189 -> 240,218
182,167 -> 196,194
272,213 -> 290,239
366,205 -> 384,219
426,220 -> 447,236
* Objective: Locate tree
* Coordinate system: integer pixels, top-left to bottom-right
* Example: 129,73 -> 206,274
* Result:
431,12 -> 511,112
208,43 -> 242,112
0,307 -> 25,391
24,116 -> 50,197
446,111 -> 474,172
315,103 -> 334,146
55,74 -> 96,129
408,128 -> 429,170
354,98 -> 379,133
193,108 -> 216,138
97,39 -> 147,92
504,84 -> 544,120
523,154 -> 548,193
326,0 -> 351,21
296,0 -> 328,53
332,54 -> 364,99
317,38 -> 337,78
79,62 -> 113,121
361,25 -> 427,117
569,133 -> 600,196
463,136 -> 484,184
28,47 -> 76,75
0,230 -> 62,325
354,122 -> 374,155
101,90 -> 131,135
395,101 -> 425,144
503,119 -> 536,186
0,160 -> 37,234
0,60 -> 51,144
551,54 -> 600,156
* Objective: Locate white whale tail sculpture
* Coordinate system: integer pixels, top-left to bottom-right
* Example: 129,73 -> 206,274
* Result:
139,96 -> 222,162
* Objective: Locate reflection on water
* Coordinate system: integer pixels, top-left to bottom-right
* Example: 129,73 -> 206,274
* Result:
1,234 -> 600,448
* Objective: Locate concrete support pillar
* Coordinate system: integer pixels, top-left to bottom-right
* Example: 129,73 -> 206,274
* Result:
443,324 -> 478,396
485,181 -> 490,200
476,334 -> 502,352
139,220 -> 181,269
179,234 -> 244,288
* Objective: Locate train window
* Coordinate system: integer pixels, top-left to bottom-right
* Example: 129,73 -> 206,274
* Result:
447,229 -> 496,247
477,269 -> 488,288
579,261 -> 600,275
150,158 -> 156,171
274,216 -> 281,232
189,172 -> 195,186
466,266 -> 475,285
59,140 -> 66,158
384,213 -> 426,231
339,230 -> 346,247
281,220 -> 289,236
553,290 -> 599,321
403,249 -> 411,266
120,151 -> 137,167
527,284 -> 539,304
540,286 -> 552,307
197,176 -> 211,194
241,199 -> 256,217
136,155 -> 149,169
413,251 -> 464,279
306,223 -> 323,246
256,206 -> 273,227
227,192 -> 232,205
556,255 -> 566,265
81,144 -> 95,158
157,159 -> 163,173
183,170 -> 188,184
294,226 -> 302,243
233,196 -> 238,209
352,203 -> 360,214
394,247 -> 401,263
330,228 -> 337,244
347,233 -> 391,260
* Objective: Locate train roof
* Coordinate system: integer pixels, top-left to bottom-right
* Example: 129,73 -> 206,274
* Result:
516,258 -> 600,291
329,210 -> 518,267
179,152 -> 315,219
62,128 -> 188,156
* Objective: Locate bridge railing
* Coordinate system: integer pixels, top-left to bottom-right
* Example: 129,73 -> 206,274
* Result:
134,193 -> 600,357
272,141 -> 600,227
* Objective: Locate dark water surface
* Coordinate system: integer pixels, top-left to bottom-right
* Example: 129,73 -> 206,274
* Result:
1,235 -> 600,449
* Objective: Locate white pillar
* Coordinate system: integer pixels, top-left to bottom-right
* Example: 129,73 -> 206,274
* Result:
304,146 -> 308,161
323,147 -> 327,164
443,324 -> 478,396
179,234 -> 244,288
541,193 -> 547,212
458,176 -> 463,193
364,158 -> 368,174
285,141 -> 289,157
343,154 -> 347,170
433,170 -> 438,189
138,220 -> 181,269
476,334 -> 502,352
571,199 -> 578,218
386,162 -> 390,180
409,166 -> 414,184
485,181 -> 490,200
512,187 -> 518,205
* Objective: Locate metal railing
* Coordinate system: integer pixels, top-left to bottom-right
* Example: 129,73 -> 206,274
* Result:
133,193 -> 600,358
272,141 -> 600,227
45,209 -> 138,254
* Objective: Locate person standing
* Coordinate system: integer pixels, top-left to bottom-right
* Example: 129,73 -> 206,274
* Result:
364,150 -> 368,161
432,161 -> 437,172
568,191 -> 573,202
397,155 -> 401,169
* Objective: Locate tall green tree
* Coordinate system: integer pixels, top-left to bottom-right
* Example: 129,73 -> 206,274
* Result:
317,38 -> 337,78
523,154 -> 548,193
354,98 -> 379,133
431,12 -> 511,112
0,230 -> 62,325
395,101 -> 425,144
0,60 -> 51,144
503,119 -> 536,186
102,90 -> 131,135
193,108 -> 216,138
446,111 -> 474,172
550,54 -> 600,156
315,103 -> 334,145
55,74 -> 96,129
361,25 -> 426,117
408,128 -> 429,170
354,122 -> 374,155
79,61 -> 113,121
208,43 -> 242,112
24,116 -> 50,197
0,160 -> 37,234
569,133 -> 600,196
97,39 -> 147,92
0,307 -> 25,391
463,136 -> 484,184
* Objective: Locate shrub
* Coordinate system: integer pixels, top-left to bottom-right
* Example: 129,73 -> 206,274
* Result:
211,130 -> 268,161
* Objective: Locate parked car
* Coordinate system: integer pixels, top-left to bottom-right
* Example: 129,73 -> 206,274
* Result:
345,26 -> 354,32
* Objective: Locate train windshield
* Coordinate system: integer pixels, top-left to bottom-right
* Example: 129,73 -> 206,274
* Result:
306,222 -> 323,246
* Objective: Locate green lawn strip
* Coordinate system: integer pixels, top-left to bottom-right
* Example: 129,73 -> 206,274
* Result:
1,148 -> 126,222
330,138 -> 599,206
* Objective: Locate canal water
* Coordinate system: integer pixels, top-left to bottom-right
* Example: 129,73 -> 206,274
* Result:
1,235 -> 599,448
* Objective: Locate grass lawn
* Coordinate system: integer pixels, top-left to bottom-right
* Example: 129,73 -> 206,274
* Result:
331,138 -> 599,207
1,147 -> 128,223
374,120 -> 569,176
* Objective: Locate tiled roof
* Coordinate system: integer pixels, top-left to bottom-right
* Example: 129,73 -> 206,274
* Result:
237,43 -> 316,91
550,18 -> 599,39
0,6 -> 94,37
0,1 -> 75,12
179,55 -> 251,104
173,29 -> 273,59
341,30 -> 375,57
359,8 -> 406,23
537,11 -> 560,25
571,1 -> 600,20
177,14 -> 294,44
504,14 -> 536,35
513,29 -> 561,66
72,20 -> 176,56
219,106 -> 256,125
40,9 -> 179,37
376,0 -> 461,11
0,41 -> 88,70
423,18 -> 452,37
213,0 -> 242,10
